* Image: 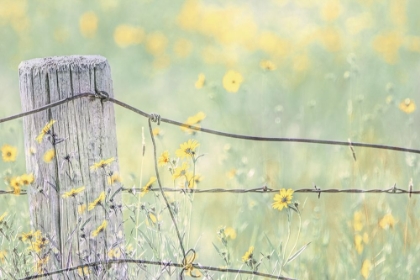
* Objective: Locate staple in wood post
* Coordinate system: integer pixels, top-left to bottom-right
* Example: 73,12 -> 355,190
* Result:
19,55 -> 127,279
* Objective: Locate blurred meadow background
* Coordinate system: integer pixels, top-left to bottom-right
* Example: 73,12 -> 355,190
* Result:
1,0 -> 420,278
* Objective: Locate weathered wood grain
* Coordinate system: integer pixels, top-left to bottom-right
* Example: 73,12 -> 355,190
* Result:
19,56 -> 126,279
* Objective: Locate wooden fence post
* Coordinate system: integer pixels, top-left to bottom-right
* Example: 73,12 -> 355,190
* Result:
19,55 -> 127,279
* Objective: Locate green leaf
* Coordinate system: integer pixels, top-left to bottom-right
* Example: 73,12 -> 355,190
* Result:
264,233 -> 281,261
212,242 -> 221,255
287,242 -> 311,264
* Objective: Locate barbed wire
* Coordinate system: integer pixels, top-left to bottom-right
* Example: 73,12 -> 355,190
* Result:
2,185 -> 418,197
1,91 -> 416,198
137,185 -> 419,196
18,258 -> 295,280
1,91 -> 420,155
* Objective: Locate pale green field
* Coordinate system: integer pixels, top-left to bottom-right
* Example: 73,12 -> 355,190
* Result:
1,0 -> 420,279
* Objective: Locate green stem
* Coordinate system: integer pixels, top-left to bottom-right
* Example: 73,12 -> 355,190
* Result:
134,127 -> 145,259
285,212 -> 301,265
148,119 -> 186,260
280,208 -> 291,274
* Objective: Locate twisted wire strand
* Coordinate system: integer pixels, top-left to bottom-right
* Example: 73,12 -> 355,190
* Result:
18,258 -> 295,280
0,92 -> 419,155
2,186 -> 419,196
148,116 -> 187,262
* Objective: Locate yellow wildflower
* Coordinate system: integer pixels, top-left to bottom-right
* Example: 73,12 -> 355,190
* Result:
20,173 -> 34,185
20,230 -> 41,242
399,98 -> 416,114
186,173 -> 202,188
147,212 -> 158,226
35,255 -> 49,273
272,189 -> 294,211
152,127 -> 161,136
29,236 -> 48,253
141,176 -> 157,197
225,227 -> 237,240
158,151 -> 170,166
0,250 -> 6,263
108,173 -> 121,185
90,157 -> 115,171
242,246 -> 254,262
43,149 -> 55,163
172,162 -> 189,180
114,24 -> 144,48
62,187 -> 85,198
79,12 -> 98,38
92,220 -> 107,237
88,192 -> 106,210
176,139 -> 200,158
195,73 -> 205,89
108,248 -> 122,259
260,60 -> 276,71
12,186 -> 21,195
361,259 -> 372,279
10,177 -> 21,195
36,120 -> 56,143
181,112 -> 206,134
1,144 -> 17,162
222,70 -> 243,93
354,233 -> 369,254
125,244 -> 134,254
77,266 -> 90,276
10,177 -> 20,189
353,211 -> 364,232
379,213 -> 396,229
78,204 -> 87,214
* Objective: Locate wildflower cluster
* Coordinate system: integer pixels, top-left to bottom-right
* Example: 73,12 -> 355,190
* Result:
1,142 -> 35,195
20,230 -> 49,254
6,173 -> 34,195
352,211 -> 369,255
